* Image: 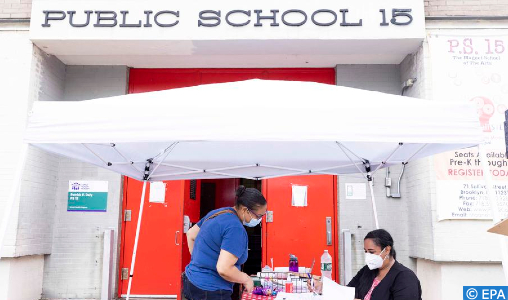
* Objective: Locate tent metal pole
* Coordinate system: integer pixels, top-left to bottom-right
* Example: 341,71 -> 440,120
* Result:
479,145 -> 508,283
367,173 -> 380,230
336,142 -> 367,180
0,143 -> 28,259
364,160 -> 380,230
126,160 -> 152,300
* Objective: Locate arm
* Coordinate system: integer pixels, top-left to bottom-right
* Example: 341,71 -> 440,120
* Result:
216,249 -> 254,293
347,266 -> 365,287
391,271 -> 422,300
186,224 -> 200,255
348,267 -> 367,300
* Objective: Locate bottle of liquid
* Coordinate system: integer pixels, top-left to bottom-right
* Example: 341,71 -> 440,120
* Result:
285,274 -> 294,293
289,254 -> 299,272
320,250 -> 332,279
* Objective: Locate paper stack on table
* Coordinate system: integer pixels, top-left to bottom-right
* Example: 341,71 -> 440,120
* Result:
322,277 -> 355,300
274,278 -> 354,300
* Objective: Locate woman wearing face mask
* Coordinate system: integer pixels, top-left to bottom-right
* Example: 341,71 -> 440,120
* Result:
309,229 -> 422,300
183,186 -> 267,300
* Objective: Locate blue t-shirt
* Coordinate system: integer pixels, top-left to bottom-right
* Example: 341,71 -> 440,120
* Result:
185,207 -> 248,291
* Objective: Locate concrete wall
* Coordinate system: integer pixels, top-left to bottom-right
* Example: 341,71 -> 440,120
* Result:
41,66 -> 128,300
0,255 -> 45,300
425,0 -> 508,17
336,65 -> 402,95
418,259 -> 506,300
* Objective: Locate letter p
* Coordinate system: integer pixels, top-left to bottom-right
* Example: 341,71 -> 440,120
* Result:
42,10 -> 66,27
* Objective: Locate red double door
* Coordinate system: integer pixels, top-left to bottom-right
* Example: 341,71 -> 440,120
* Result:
118,69 -> 339,298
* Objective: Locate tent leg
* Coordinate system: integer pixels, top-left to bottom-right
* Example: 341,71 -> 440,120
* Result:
479,145 -> 508,284
368,176 -> 380,230
126,180 -> 148,300
0,143 -> 29,259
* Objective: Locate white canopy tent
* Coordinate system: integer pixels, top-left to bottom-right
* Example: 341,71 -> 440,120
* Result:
2,79 -> 506,297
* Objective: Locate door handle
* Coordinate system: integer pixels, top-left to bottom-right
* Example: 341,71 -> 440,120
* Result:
326,217 -> 332,245
175,231 -> 180,246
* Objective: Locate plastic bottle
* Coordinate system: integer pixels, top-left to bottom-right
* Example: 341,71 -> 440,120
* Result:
285,274 -> 293,293
320,250 -> 332,279
289,254 -> 299,272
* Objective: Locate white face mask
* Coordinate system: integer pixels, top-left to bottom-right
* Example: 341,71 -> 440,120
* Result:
243,210 -> 262,227
365,247 -> 388,270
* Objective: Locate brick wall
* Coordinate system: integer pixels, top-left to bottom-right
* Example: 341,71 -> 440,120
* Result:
13,46 -> 66,258
425,0 -> 508,17
335,65 -> 416,284
41,65 -> 127,300
400,43 -> 436,261
0,0 -> 32,19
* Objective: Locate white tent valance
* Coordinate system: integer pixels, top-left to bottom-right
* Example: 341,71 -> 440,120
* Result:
24,79 -> 483,182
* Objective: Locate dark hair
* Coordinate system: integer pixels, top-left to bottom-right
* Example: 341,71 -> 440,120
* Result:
235,185 -> 267,210
364,229 -> 396,260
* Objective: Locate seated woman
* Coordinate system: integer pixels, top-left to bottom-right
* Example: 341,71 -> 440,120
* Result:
310,229 -> 422,300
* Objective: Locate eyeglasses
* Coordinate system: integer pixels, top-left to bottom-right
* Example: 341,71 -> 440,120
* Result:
248,208 -> 266,220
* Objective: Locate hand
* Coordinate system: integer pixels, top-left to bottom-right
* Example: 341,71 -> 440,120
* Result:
306,275 -> 323,294
243,276 -> 254,293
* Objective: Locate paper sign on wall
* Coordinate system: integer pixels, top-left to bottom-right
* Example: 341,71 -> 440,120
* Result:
345,183 -> 367,200
292,185 -> 308,207
68,180 -> 108,212
429,34 -> 508,220
149,181 -> 166,203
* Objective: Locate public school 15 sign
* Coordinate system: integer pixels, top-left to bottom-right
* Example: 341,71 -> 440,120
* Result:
40,8 -> 414,28
30,0 -> 425,45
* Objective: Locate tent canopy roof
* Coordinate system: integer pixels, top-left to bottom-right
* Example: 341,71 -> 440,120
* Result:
24,79 -> 483,181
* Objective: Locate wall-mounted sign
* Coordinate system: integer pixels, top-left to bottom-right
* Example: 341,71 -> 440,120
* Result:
429,34 -> 508,220
30,0 -> 424,41
149,181 -> 166,203
68,180 -> 108,212
29,0 -> 424,66
292,185 -> 308,207
345,183 -> 367,200
40,8 -> 415,29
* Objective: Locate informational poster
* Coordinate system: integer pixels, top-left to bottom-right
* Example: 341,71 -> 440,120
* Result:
429,33 -> 508,220
68,180 -> 108,212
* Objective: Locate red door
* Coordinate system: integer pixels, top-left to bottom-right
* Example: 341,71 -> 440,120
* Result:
120,68 -> 337,298
119,178 -> 186,297
262,176 -> 339,280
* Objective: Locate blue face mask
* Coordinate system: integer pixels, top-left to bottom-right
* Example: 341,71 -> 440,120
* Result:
243,209 -> 262,227
243,217 -> 262,227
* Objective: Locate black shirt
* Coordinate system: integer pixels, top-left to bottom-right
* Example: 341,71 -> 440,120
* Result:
347,261 -> 422,300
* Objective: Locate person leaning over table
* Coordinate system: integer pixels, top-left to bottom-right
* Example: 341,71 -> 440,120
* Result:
183,185 -> 268,300
309,229 -> 422,300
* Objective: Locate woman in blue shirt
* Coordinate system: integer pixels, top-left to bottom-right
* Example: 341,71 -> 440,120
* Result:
183,186 -> 267,300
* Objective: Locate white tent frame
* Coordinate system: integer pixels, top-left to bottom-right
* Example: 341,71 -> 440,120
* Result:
1,142 -> 507,299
